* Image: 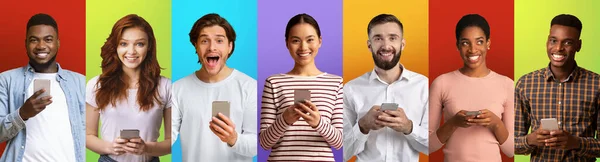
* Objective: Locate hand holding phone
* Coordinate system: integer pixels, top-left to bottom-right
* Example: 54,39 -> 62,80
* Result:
212,101 -> 230,121
466,111 -> 481,117
380,103 -> 398,111
294,90 -> 311,104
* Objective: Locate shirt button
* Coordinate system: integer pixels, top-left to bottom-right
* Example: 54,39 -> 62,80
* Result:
21,146 -> 24,149
558,101 -> 562,104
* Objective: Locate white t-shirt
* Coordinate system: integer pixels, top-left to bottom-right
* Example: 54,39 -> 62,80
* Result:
23,73 -> 76,162
172,70 -> 257,162
86,76 -> 172,162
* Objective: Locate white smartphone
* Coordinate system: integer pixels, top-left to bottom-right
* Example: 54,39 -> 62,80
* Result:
33,79 -> 51,98
294,89 -> 311,104
119,129 -> 140,139
381,103 -> 398,111
541,118 -> 559,131
212,101 -> 230,119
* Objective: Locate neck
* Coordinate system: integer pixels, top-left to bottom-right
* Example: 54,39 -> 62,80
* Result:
30,61 -> 58,73
459,64 -> 490,78
122,67 -> 141,88
197,66 -> 233,83
550,62 -> 576,81
374,63 -> 402,84
288,62 -> 322,76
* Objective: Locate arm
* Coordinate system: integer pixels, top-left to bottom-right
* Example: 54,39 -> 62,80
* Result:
574,91 -> 600,157
228,82 -> 257,157
258,80 -> 289,149
342,86 -> 368,161
171,84 -> 182,146
514,79 -> 535,154
143,108 -> 171,156
429,77 -> 447,153
312,82 -> 343,150
85,103 -> 115,154
0,75 -> 26,142
499,80 -> 514,157
403,83 -> 429,154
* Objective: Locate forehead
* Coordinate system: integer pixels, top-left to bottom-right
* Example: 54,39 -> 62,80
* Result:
121,27 -> 148,39
199,25 -> 227,37
459,26 -> 486,39
369,22 -> 402,37
27,24 -> 57,37
289,23 -> 318,36
549,24 -> 579,39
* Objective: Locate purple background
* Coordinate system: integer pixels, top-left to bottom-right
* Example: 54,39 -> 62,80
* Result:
257,0 -> 343,161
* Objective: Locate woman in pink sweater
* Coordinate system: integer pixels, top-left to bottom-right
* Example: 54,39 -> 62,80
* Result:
429,14 -> 514,162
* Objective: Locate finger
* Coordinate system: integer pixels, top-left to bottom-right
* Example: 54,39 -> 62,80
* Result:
294,108 -> 312,121
217,113 -> 235,127
297,102 -> 314,114
210,122 -> 230,137
121,145 -> 138,154
377,115 -> 398,123
304,100 -> 318,111
545,137 -> 558,143
30,89 -> 46,99
125,142 -> 138,148
376,119 -> 399,127
115,138 -> 128,144
129,138 -> 143,144
538,130 -> 551,135
212,117 -> 230,130
383,110 -> 401,117
468,118 -> 491,123
372,106 -> 381,111
550,130 -> 564,136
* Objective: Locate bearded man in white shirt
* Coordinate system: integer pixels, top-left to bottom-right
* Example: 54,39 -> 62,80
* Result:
343,14 -> 429,162
171,13 -> 257,161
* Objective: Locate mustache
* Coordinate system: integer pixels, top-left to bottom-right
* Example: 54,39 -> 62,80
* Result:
377,47 -> 395,54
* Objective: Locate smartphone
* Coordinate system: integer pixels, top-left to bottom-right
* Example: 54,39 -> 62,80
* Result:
212,101 -> 230,119
466,111 -> 481,116
381,103 -> 398,111
119,129 -> 140,139
541,118 -> 559,131
33,79 -> 51,98
294,89 -> 311,104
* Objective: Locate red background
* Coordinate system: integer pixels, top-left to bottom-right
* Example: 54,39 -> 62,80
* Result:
0,0 -> 85,156
429,0 -> 514,161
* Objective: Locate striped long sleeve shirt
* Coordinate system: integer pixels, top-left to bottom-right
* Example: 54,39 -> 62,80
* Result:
515,64 -> 600,162
259,73 -> 343,161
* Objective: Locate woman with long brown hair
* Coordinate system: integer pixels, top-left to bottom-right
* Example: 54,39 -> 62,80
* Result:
85,14 -> 172,162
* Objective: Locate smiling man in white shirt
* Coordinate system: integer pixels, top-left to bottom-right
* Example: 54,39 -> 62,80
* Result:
171,13 -> 257,162
343,14 -> 429,162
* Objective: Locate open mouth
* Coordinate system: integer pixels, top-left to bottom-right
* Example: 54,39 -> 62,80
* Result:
34,52 -> 49,59
551,54 -> 566,62
205,55 -> 220,67
297,51 -> 312,57
466,55 -> 481,63
124,55 -> 140,62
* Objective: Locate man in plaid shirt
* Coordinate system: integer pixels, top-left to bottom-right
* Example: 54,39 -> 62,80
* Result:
515,14 -> 600,161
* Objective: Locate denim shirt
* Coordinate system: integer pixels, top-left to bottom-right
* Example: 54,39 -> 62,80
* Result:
0,63 -> 85,162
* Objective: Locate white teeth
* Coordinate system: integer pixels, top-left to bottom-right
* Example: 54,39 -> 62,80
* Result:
298,53 -> 310,57
380,52 -> 392,56
468,55 -> 480,61
552,54 -> 565,60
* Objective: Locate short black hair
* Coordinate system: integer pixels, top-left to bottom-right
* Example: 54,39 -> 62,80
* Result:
27,13 -> 58,36
551,14 -> 582,38
367,14 -> 403,36
189,13 -> 236,57
455,14 -> 490,44
285,13 -> 321,40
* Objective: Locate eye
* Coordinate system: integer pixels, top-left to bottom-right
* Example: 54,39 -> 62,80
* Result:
119,42 -> 127,46
549,39 -> 557,44
461,41 -> 469,46
477,40 -> 483,45
291,39 -> 300,43
374,37 -> 382,41
200,39 -> 208,44
45,38 -> 53,43
307,38 -> 314,42
390,37 -> 397,41
216,39 -> 224,43
136,42 -> 145,47
30,39 -> 38,43
564,41 -> 572,46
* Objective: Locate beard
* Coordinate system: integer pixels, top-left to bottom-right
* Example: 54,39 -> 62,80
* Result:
372,47 -> 401,70
29,53 -> 57,69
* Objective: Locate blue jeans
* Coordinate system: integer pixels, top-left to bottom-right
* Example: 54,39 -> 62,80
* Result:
98,155 -> 159,162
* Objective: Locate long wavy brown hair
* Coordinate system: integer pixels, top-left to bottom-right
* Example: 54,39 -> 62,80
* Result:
95,14 -> 162,111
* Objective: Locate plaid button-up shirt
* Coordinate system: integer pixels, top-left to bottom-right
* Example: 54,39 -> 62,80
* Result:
515,64 -> 600,162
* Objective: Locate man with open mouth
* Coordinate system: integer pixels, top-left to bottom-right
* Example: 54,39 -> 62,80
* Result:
515,14 -> 600,161
171,13 -> 257,162
0,13 -> 86,162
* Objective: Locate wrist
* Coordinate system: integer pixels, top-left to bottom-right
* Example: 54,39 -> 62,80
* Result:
358,120 -> 369,134
227,134 -> 238,147
18,109 -> 28,121
402,120 -> 413,134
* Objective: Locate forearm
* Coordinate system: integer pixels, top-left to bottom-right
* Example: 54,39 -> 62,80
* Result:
435,120 -> 458,144
259,115 -> 289,149
145,139 -> 171,157
576,137 -> 600,157
313,117 -> 343,149
492,122 -> 508,145
0,110 -> 26,142
86,135 -> 112,155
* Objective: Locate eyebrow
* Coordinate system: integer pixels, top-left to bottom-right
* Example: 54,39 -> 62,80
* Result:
120,38 -> 147,41
291,35 -> 316,39
460,36 -> 485,41
28,35 -> 54,39
199,34 -> 226,38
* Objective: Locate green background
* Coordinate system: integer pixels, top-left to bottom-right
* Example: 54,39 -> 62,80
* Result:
514,0 -> 600,161
85,0 -> 172,161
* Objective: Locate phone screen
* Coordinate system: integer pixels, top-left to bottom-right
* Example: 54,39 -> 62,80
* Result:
294,90 -> 311,103
34,79 -> 51,98
120,129 -> 140,139
212,101 -> 230,119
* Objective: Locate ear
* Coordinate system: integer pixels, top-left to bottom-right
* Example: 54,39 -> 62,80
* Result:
576,39 -> 582,52
228,41 -> 233,54
318,36 -> 323,48
401,38 -> 406,51
367,39 -> 371,49
57,39 -> 61,49
486,38 -> 491,50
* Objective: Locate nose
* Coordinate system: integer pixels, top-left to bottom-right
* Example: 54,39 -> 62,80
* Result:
301,41 -> 308,51
208,40 -> 217,52
553,43 -> 564,52
126,43 -> 137,55
35,40 -> 47,50
467,44 -> 476,54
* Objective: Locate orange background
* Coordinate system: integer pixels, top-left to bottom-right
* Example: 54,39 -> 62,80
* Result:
0,0 -> 86,157
343,0 -> 429,161
428,0 -> 514,161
